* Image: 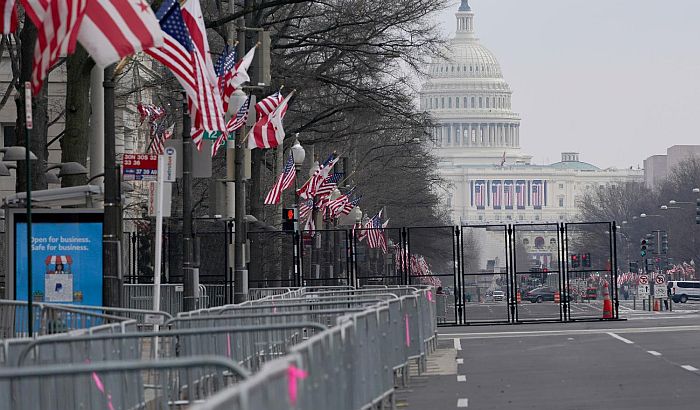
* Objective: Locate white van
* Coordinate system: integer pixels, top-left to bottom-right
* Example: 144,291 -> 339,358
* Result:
668,281 -> 700,303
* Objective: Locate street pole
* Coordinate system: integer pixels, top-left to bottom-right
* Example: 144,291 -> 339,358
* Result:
23,82 -> 33,336
103,65 -> 122,307
233,23 -> 248,303
181,96 -> 196,311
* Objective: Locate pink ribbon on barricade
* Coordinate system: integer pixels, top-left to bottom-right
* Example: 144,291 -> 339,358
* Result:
87,364 -> 115,410
287,365 -> 309,406
427,290 -> 433,302
405,314 -> 411,347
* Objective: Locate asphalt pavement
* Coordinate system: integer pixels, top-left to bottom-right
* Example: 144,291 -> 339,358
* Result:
398,307 -> 700,409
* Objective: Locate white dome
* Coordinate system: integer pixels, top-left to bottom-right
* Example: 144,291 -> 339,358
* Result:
430,42 -> 503,80
419,0 -> 526,164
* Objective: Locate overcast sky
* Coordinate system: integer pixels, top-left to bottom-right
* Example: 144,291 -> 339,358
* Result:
435,0 -> 700,169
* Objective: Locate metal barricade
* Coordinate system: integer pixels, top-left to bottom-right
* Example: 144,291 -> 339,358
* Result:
16,323 -> 326,373
45,303 -> 172,331
192,286 -> 438,410
123,283 -> 185,315
0,356 -> 249,410
0,300 -> 128,338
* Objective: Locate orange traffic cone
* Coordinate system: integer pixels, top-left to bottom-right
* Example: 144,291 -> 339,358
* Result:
602,281 -> 613,319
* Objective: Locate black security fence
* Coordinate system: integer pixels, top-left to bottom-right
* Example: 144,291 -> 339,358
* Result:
123,220 -> 619,325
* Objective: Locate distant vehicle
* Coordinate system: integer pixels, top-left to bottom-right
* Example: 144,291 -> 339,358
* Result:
492,290 -> 505,302
668,281 -> 700,303
526,286 -> 569,303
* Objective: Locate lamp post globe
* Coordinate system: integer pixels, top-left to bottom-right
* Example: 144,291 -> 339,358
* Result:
228,88 -> 248,117
660,205 -> 668,210
351,206 -> 362,223
693,188 -> 700,194
640,213 -> 647,218
669,200 -> 677,205
291,136 -> 305,169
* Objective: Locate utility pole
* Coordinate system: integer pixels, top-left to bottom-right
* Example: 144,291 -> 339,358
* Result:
181,95 -> 196,311
103,65 -> 122,307
233,19 -> 248,303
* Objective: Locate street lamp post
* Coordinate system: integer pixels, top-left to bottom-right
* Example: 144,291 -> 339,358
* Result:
350,206 -> 362,286
0,146 -> 36,335
290,137 -> 305,286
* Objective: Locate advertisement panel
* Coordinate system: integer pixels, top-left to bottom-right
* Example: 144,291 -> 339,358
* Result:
11,211 -> 103,306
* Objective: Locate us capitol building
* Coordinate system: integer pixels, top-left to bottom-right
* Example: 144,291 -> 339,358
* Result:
421,0 -> 643,226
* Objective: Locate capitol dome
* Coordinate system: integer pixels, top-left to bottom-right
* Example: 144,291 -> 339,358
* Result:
420,0 -> 529,166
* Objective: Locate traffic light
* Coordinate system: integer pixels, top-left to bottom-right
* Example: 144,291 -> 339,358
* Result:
582,252 -> 591,268
661,233 -> 668,254
282,207 -> 298,231
571,254 -> 580,268
646,234 -> 655,255
629,261 -> 638,273
640,239 -> 648,257
696,199 -> 700,224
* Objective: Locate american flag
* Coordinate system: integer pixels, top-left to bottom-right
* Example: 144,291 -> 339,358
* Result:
144,0 -> 198,137
23,0 -> 88,95
516,181 -> 526,209
137,102 -> 166,124
255,90 -> 282,121
297,153 -> 338,199
325,189 -> 351,219
76,0 -> 163,67
532,182 -> 542,209
181,0 -> 227,152
474,181 -> 485,209
355,219 -> 368,242
341,195 -> 361,215
226,95 -> 251,134
492,181 -> 502,209
366,210 -> 387,254
215,45 -> 236,101
148,124 -> 174,155
247,91 -> 293,150
1,0 -> 17,34
316,172 -> 344,198
303,212 -> 315,234
264,155 -> 296,205
223,45 -> 256,109
299,198 -> 314,220
504,181 -> 513,209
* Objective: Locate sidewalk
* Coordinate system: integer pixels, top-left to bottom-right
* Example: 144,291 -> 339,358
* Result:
395,339 -> 465,408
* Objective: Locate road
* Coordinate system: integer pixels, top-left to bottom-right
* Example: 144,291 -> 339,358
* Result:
439,299 -> 698,324
398,306 -> 700,409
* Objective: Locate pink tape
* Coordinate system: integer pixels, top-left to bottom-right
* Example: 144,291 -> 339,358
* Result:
287,365 -> 308,405
405,314 -> 410,347
427,290 -> 433,302
91,372 -> 115,410
227,334 -> 232,358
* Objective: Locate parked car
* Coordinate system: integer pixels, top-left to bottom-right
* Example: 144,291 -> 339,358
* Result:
525,286 -> 569,303
668,281 -> 700,303
492,290 -> 505,302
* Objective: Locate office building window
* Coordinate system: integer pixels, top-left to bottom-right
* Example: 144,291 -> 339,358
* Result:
3,124 -> 16,147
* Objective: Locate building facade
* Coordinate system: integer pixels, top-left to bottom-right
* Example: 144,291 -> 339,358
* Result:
420,0 -> 643,226
643,145 -> 700,190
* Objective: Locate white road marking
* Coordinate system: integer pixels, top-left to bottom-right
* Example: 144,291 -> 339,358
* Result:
454,338 -> 462,350
457,375 -> 466,382
456,358 -> 464,364
607,332 -> 634,344
457,398 -> 469,407
439,325 -> 700,340
647,350 -> 662,356
681,365 -> 698,372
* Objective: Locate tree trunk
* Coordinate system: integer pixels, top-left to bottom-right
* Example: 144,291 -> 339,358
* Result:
15,20 -> 47,193
61,45 -> 94,187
